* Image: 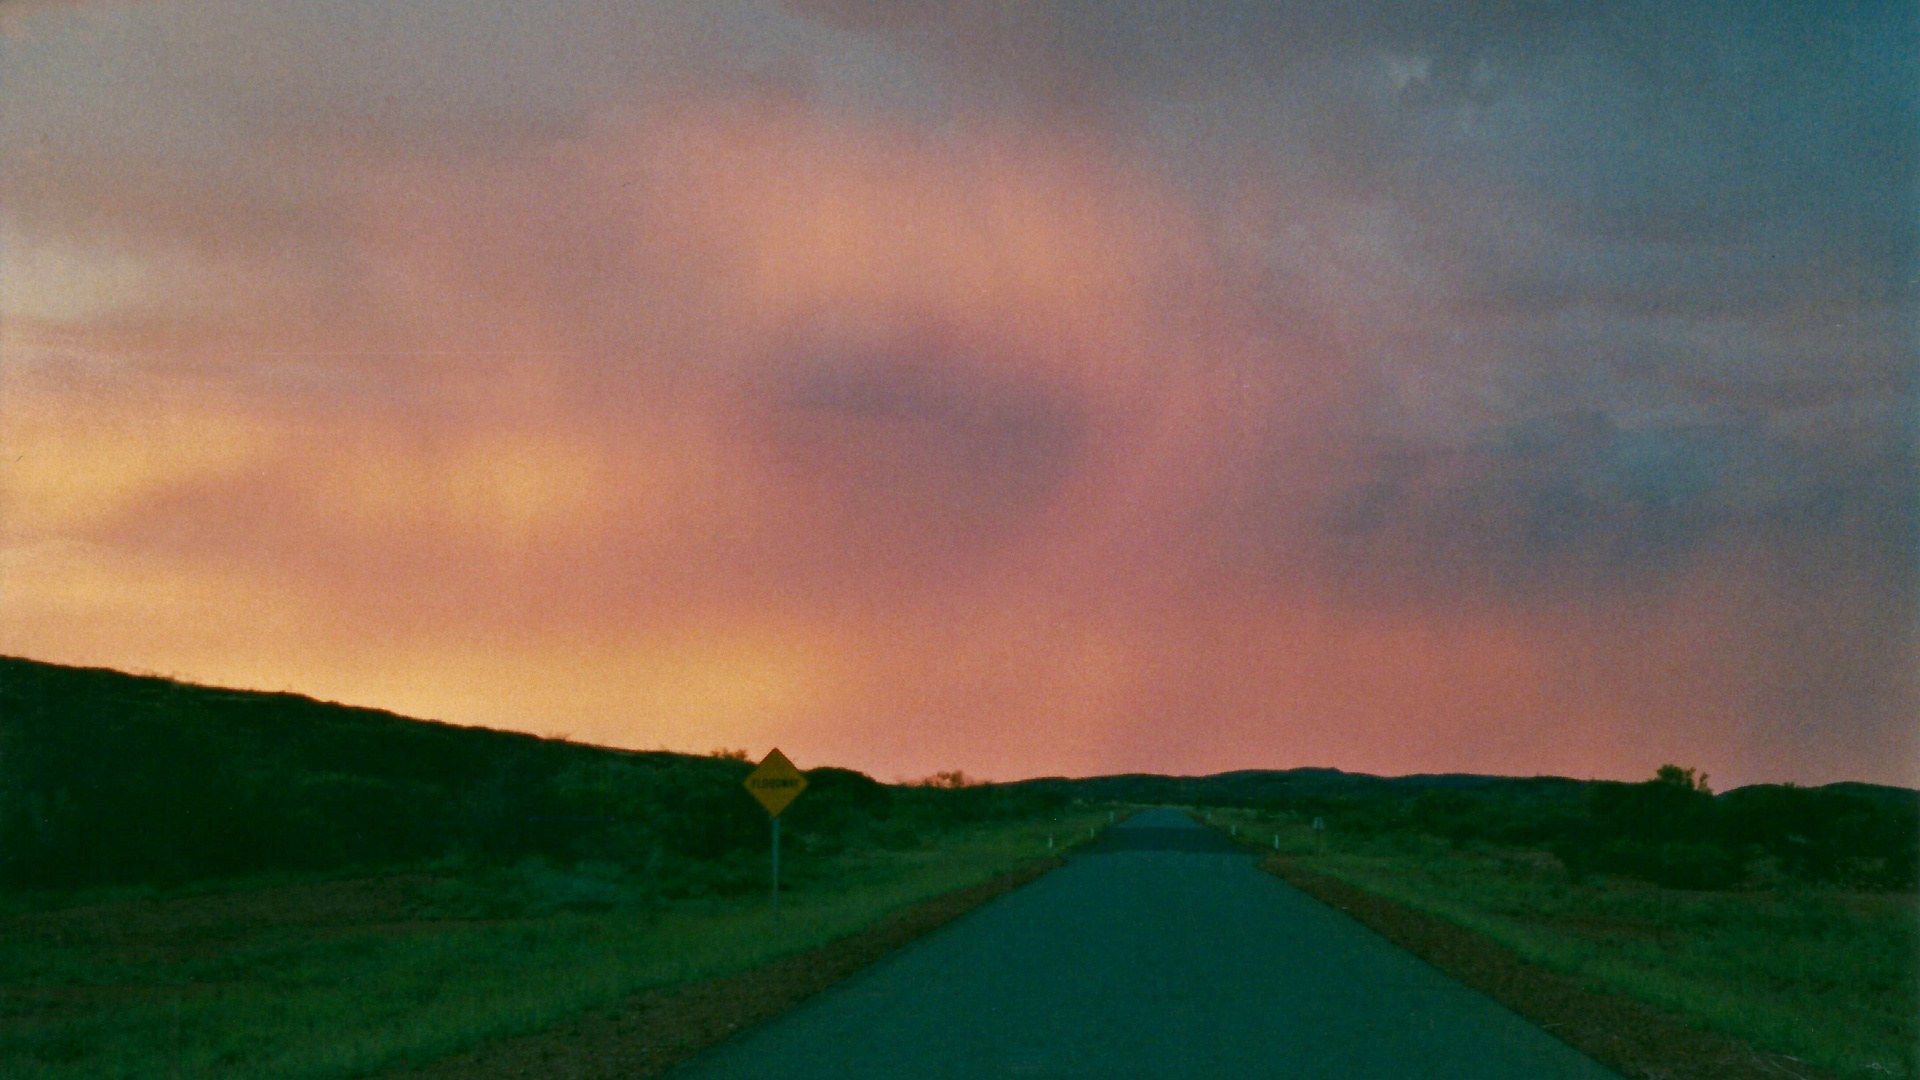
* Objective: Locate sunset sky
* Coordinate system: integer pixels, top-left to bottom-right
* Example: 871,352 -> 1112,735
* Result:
1,0 -> 1913,786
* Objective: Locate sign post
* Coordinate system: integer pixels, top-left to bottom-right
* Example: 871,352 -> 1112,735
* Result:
744,749 -> 808,915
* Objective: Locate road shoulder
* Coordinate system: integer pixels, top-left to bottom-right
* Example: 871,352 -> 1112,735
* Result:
385,857 -> 1063,1080
1259,856 -> 1837,1080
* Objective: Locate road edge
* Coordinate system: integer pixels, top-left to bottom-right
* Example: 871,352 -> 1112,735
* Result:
1257,855 -> 1839,1080
388,856 -> 1065,1080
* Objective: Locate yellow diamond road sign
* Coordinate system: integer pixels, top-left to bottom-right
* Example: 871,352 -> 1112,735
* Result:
744,748 -> 808,817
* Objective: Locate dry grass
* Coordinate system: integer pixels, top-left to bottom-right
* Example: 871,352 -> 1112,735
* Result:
1210,809 -> 1919,1080
0,813 -> 1110,1080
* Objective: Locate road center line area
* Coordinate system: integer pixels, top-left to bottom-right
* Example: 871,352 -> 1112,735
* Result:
670,809 -> 1619,1080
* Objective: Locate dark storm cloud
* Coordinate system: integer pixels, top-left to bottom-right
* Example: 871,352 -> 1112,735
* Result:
821,0 -> 1918,609
1325,412 -> 1914,579
4,0 -> 1912,783
768,353 -> 1087,542
785,0 -> 1914,315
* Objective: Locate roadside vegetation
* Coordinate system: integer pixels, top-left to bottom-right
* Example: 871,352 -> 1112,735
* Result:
6,656 -> 1913,1079
1203,784 -> 1919,1080
0,656 -> 1108,1079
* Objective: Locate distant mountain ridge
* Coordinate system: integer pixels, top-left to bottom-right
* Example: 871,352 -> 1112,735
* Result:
1011,767 -> 1914,805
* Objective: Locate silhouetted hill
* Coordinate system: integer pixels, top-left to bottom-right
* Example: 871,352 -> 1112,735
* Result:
0,656 -> 1062,893
0,656 -> 746,888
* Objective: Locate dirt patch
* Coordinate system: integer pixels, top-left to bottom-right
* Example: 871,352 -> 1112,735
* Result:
1259,856 -> 1838,1080
2,874 -> 443,943
384,857 -> 1063,1080
0,874 -> 487,967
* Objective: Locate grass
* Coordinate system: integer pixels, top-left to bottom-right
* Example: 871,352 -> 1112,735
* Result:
0,811 -> 1109,1080
1208,808 -> 1920,1080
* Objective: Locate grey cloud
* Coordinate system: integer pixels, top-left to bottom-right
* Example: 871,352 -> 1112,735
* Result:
1315,408 -> 1916,597
767,346 -> 1088,538
793,0 -> 1916,314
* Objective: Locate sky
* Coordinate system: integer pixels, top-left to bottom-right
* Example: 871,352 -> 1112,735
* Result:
0,0 -> 1913,787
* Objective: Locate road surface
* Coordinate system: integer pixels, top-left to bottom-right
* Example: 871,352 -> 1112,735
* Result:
671,808 -> 1618,1079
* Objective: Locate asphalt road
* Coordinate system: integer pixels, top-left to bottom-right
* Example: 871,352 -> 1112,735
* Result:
671,809 -> 1619,1079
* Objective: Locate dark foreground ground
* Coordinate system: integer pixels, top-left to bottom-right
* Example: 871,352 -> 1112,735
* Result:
669,809 -> 1616,1079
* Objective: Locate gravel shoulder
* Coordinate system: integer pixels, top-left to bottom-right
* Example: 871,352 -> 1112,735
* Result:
382,858 -> 1062,1080
1259,856 -> 1842,1080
